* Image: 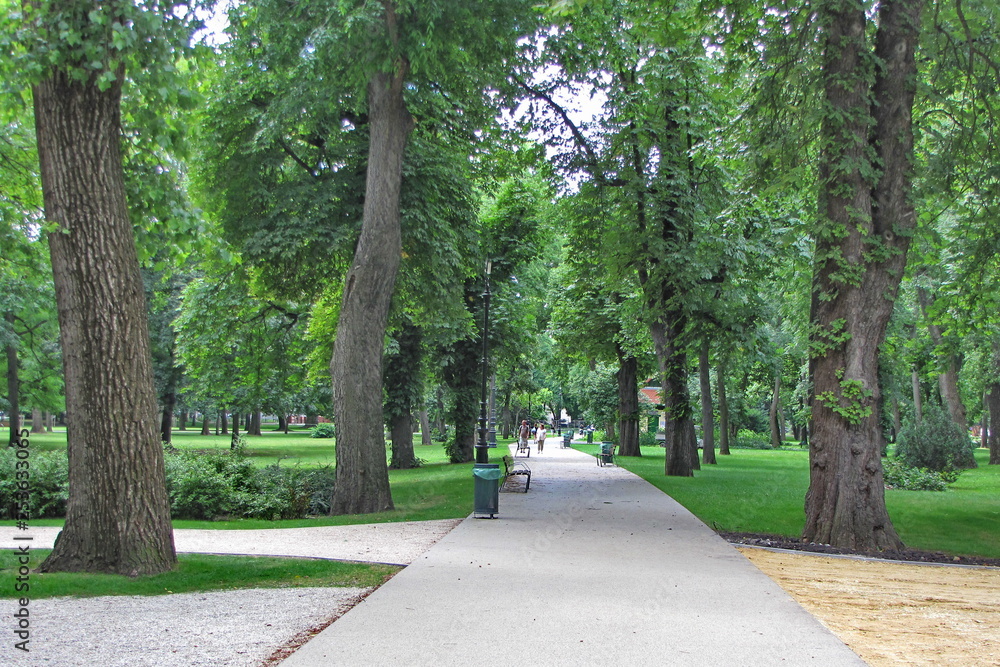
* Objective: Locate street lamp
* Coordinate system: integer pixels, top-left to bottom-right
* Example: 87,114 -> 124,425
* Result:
475,259 -> 493,465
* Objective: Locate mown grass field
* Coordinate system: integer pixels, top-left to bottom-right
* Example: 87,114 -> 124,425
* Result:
575,443 -> 1000,560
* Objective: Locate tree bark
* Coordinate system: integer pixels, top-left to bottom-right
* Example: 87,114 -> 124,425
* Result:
917,287 -> 969,434
987,383 -> 1000,465
389,412 -> 416,469
160,392 -> 174,444
911,368 -> 923,423
650,317 -> 695,477
769,372 -> 782,449
178,410 -> 187,431
249,410 -> 261,436
329,49 -> 413,513
220,410 -> 228,435
716,360 -> 730,455
616,345 -> 641,456
6,312 -> 19,447
201,414 -> 210,436
34,67 -> 175,575
419,410 -> 432,447
804,0 -> 922,552
700,342 -> 716,464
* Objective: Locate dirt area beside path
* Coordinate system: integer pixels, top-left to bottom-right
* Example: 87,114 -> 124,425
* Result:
739,547 -> 1000,667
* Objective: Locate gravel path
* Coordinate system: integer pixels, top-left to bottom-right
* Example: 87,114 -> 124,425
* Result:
0,519 -> 462,666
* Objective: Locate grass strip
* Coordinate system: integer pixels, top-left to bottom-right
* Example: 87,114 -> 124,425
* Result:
0,549 -> 399,600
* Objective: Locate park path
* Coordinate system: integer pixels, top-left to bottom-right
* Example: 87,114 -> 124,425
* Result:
280,439 -> 866,666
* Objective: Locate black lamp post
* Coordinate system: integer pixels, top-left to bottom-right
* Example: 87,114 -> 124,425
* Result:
475,260 -> 492,465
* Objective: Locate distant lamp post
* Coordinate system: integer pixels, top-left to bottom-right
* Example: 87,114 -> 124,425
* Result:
476,260 -> 493,464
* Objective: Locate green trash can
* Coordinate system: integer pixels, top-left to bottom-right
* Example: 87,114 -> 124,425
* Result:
473,464 -> 502,518
599,441 -> 615,466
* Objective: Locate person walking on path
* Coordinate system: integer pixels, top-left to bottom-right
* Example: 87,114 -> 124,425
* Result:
535,422 -> 547,453
518,420 -> 530,452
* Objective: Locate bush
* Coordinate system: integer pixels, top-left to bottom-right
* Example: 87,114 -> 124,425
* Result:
639,430 -> 658,448
733,429 -> 772,450
882,458 -> 959,492
310,423 -> 336,439
0,448 -> 69,519
895,405 -> 976,472
163,447 -> 335,520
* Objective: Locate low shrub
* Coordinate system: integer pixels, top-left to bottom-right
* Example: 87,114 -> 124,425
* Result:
882,458 -> 959,492
310,423 -> 336,439
895,405 -> 976,472
0,448 -> 69,519
639,430 -> 658,448
163,447 -> 336,520
733,429 -> 772,450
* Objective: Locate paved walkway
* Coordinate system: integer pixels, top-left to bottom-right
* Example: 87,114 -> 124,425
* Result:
282,440 -> 865,666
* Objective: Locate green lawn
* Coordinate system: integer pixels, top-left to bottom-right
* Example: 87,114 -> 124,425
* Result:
0,549 -> 398,599
576,444 -> 1000,559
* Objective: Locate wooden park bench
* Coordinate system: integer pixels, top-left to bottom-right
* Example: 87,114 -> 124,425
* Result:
501,455 -> 531,492
597,442 -> 616,467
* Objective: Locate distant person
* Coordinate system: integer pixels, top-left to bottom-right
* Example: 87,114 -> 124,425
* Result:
536,422 -> 547,453
518,420 -> 530,451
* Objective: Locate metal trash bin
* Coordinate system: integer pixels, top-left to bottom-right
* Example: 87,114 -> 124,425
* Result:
562,431 -> 573,448
473,464 -> 501,518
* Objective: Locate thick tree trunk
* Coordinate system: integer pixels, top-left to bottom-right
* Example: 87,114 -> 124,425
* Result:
34,67 -> 175,575
160,392 -> 174,444
201,414 -> 210,436
231,409 -> 240,448
616,345 -> 641,456
220,410 -> 228,435
329,55 -> 412,514
804,0 -> 922,552
918,287 -> 969,434
30,406 -> 43,434
987,383 -> 1000,465
178,410 -> 187,431
650,317 -> 695,477
769,372 -> 782,449
389,412 -> 416,469
716,361 -> 730,455
277,414 -> 286,432
419,410 -> 432,447
700,342 -> 716,464
249,410 -> 261,436
6,312 -> 19,447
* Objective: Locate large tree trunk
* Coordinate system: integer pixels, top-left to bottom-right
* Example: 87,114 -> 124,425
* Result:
6,312 -> 19,447
418,410 -> 432,447
650,317 -> 695,477
329,53 -> 412,514
249,410 -> 261,436
178,410 -> 187,431
804,0 -> 922,552
917,287 -> 969,434
616,345 -> 641,456
716,361 -> 730,455
201,414 -> 211,436
30,406 -> 43,434
34,67 -> 175,575
389,412 -> 416,469
220,410 -> 228,435
699,342 -> 716,464
160,391 -> 175,444
987,382 -> 1000,465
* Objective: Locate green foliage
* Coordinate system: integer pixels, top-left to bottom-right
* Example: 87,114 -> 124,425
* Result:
0,447 -> 68,519
733,429 -> 772,450
895,405 -> 977,472
882,459 -> 958,492
163,446 -> 336,520
639,429 -> 658,448
310,423 -> 336,439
